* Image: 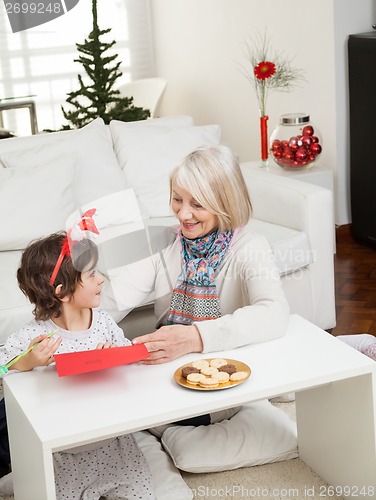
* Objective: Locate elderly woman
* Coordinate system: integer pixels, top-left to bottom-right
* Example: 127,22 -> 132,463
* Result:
131,144 -> 289,362
102,145 -> 296,479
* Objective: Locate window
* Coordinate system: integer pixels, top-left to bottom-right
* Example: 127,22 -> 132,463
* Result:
0,0 -> 154,134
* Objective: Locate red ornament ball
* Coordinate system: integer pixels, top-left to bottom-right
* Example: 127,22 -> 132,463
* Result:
301,135 -> 312,147
283,147 -> 295,160
288,136 -> 299,151
271,139 -> 283,151
310,143 -> 322,156
295,147 -> 308,162
302,125 -> 314,136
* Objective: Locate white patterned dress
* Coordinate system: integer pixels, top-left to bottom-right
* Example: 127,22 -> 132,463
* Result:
0,308 -> 155,500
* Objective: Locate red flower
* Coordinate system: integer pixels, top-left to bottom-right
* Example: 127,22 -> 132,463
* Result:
254,61 -> 276,80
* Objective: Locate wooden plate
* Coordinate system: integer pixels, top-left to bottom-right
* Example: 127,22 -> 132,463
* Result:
174,358 -> 251,391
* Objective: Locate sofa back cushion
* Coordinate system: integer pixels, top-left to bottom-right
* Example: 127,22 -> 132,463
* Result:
0,154 -> 78,251
0,118 -> 125,209
109,120 -> 221,218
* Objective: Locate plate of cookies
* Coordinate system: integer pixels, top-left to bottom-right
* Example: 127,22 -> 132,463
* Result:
174,358 -> 251,391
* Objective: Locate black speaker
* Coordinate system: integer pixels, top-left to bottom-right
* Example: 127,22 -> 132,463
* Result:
348,32 -> 376,248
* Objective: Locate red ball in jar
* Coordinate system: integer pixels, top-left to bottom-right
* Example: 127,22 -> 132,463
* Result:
295,147 -> 308,162
283,147 -> 295,160
271,139 -> 283,151
301,135 -> 312,147
302,125 -> 314,136
310,142 -> 322,156
288,136 -> 299,151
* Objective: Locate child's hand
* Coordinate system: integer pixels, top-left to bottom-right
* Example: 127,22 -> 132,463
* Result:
10,334 -> 62,372
96,342 -> 117,349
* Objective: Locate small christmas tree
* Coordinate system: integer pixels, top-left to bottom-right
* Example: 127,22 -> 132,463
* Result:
61,0 -> 150,129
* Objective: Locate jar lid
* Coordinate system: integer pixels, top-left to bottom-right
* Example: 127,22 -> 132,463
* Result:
280,113 -> 310,125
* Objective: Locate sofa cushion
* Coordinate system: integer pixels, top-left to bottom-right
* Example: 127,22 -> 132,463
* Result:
161,400 -> 298,473
246,219 -> 313,275
109,120 -> 221,217
0,118 -> 125,208
0,154 -> 78,251
66,189 -> 144,246
133,431 -> 193,500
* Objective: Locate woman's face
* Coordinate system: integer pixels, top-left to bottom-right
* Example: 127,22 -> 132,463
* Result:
171,186 -> 219,239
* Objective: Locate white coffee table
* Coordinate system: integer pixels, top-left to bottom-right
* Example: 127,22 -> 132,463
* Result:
4,315 -> 376,500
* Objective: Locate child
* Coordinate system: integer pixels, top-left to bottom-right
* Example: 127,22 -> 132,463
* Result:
0,228 -> 155,499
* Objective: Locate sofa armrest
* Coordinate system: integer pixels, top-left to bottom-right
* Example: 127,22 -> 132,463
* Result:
240,164 -> 336,330
241,164 -> 334,241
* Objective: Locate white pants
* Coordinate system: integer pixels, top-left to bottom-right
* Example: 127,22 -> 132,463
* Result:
337,334 -> 376,360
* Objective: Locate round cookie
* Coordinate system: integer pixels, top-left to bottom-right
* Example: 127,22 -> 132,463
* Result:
211,371 -> 230,383
219,363 -> 237,375
199,377 -> 219,389
191,359 -> 210,370
230,371 -> 249,382
200,366 -> 219,376
209,358 -> 228,369
181,366 -> 200,379
186,373 -> 206,385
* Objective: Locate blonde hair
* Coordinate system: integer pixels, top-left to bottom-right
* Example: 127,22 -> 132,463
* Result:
170,145 -> 252,231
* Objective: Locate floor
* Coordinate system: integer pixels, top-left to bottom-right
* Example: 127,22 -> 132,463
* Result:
331,224 -> 376,336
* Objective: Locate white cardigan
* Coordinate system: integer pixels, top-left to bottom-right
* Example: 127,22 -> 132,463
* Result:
103,226 -> 289,353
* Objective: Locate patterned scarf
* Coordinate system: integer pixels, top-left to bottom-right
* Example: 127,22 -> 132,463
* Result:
167,229 -> 234,325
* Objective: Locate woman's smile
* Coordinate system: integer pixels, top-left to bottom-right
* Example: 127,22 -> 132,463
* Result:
182,221 -> 199,229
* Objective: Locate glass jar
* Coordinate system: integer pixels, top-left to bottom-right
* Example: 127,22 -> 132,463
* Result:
269,113 -> 322,169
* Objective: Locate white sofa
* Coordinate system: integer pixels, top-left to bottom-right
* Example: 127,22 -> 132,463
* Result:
0,116 -> 336,345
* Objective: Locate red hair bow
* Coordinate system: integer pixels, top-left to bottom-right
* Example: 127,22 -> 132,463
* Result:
50,208 -> 99,285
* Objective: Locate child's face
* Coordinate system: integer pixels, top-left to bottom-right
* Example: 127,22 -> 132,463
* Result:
70,266 -> 105,310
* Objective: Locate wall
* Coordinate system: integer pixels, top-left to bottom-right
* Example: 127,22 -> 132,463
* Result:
333,0 -> 374,224
150,0 -> 374,225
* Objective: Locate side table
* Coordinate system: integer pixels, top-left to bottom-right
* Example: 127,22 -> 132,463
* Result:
0,99 -> 38,135
241,160 -> 334,192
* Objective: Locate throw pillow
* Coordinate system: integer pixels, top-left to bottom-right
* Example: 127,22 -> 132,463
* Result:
134,431 -> 193,500
161,400 -> 298,473
0,118 -> 125,208
109,121 -> 221,217
0,154 -> 78,251
66,188 -> 144,245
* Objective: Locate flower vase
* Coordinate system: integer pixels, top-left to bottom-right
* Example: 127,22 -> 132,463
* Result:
259,115 -> 269,167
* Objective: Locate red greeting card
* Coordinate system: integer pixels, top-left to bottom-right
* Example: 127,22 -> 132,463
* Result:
54,344 -> 148,377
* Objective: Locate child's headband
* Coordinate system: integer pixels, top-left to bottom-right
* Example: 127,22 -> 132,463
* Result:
50,208 -> 100,286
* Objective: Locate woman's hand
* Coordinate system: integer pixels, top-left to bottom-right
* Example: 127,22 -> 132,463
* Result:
132,324 -> 203,364
10,334 -> 62,372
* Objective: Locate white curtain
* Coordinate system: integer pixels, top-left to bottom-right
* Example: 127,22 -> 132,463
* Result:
0,0 -> 154,134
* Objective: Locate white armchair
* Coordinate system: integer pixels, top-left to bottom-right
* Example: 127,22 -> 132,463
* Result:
117,77 -> 167,118
241,165 -> 336,331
